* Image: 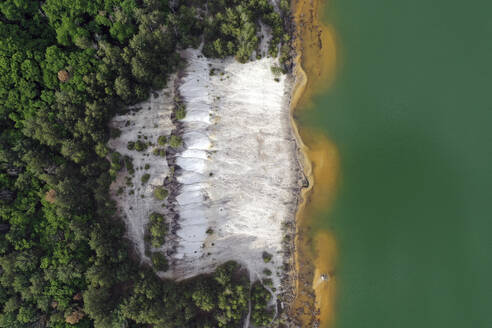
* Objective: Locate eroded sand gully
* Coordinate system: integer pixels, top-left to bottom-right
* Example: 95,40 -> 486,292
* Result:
109,48 -> 303,303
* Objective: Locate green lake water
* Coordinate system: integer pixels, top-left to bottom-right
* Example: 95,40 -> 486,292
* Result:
300,0 -> 492,326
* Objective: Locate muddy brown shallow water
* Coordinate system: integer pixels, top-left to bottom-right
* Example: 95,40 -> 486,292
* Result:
290,0 -> 338,326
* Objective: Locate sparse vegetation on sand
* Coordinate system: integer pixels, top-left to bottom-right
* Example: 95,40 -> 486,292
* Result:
262,251 -> 273,263
153,186 -> 169,200
169,135 -> 182,148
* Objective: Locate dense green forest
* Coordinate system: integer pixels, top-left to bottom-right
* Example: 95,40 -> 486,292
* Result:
0,0 -> 289,327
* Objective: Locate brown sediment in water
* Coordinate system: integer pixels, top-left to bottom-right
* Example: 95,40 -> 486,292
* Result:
289,0 -> 339,327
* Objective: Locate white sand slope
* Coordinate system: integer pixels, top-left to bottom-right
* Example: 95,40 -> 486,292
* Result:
166,50 -> 300,293
109,49 -> 301,302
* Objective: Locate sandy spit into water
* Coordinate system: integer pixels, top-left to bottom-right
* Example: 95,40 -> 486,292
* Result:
108,47 -> 304,307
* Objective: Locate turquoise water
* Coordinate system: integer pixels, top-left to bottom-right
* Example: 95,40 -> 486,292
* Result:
303,0 -> 492,326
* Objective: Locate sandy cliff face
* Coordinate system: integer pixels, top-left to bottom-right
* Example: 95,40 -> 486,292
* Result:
109,48 -> 301,299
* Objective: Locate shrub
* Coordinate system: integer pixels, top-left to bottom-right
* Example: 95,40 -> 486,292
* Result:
124,155 -> 134,175
135,140 -> 148,151
110,152 -> 121,163
206,228 -> 213,234
262,278 -> 273,288
110,152 -> 122,171
141,174 -> 150,184
127,141 -> 135,150
152,148 -> 166,157
280,0 -> 290,12
109,152 -> 123,179
169,135 -> 182,148
251,281 -> 273,327
279,42 -> 290,68
149,212 -> 167,247
262,252 -> 272,263
153,187 -> 168,200
144,164 -> 150,170
263,268 -> 272,276
110,128 -> 121,138
157,135 -> 167,146
151,252 -> 169,272
271,65 -> 283,77
175,104 -> 186,120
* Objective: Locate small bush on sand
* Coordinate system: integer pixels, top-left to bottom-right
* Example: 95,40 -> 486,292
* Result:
149,212 -> 167,247
135,140 -> 148,151
127,141 -> 135,150
141,173 -> 150,184
153,186 -> 168,200
175,104 -> 186,120
153,147 -> 166,157
124,155 -> 134,174
169,135 -> 182,148
262,251 -> 272,263
271,65 -> 283,77
157,135 -> 167,146
263,268 -> 272,276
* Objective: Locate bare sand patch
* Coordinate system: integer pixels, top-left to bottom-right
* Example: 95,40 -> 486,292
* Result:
166,50 -> 302,297
108,49 -> 303,307
108,81 -> 176,263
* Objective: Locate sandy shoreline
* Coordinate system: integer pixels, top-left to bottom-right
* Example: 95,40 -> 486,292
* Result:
289,0 -> 339,327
